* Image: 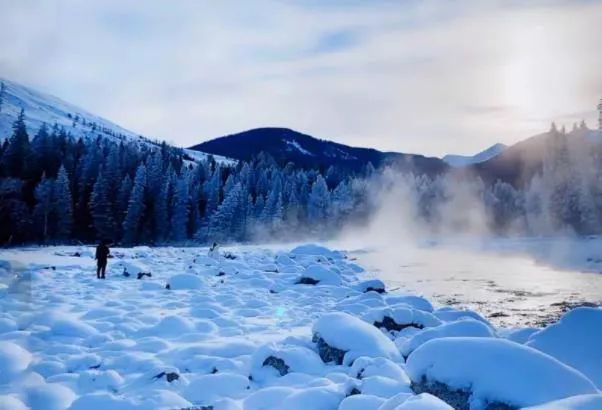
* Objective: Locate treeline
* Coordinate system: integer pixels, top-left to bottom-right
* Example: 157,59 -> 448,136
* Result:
0,111 -> 367,245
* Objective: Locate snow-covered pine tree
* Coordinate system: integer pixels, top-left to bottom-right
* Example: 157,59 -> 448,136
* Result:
2,109 -> 30,178
122,164 -> 147,244
53,165 -> 73,241
307,175 -> 330,226
90,169 -> 116,240
33,173 -> 54,241
170,172 -> 190,242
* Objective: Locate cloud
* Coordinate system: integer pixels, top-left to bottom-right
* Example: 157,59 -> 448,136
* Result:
0,0 -> 601,156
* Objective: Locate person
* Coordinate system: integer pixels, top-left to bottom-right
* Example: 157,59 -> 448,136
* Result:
95,240 -> 110,279
208,242 -> 220,260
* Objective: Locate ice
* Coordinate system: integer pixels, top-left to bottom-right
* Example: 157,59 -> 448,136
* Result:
405,337 -> 598,408
526,307 -> 602,388
313,312 -> 402,365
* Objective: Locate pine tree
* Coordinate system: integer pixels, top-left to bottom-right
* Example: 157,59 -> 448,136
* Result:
53,165 -> 73,241
122,164 -> 147,244
33,173 -> 54,241
308,175 -> 330,224
3,109 -> 30,177
90,169 -> 116,240
170,172 -> 190,242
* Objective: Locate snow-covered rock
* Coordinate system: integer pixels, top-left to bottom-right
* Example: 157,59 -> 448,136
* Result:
251,343 -> 324,381
523,394 -> 602,410
25,383 -> 77,410
393,393 -> 454,409
385,295 -> 434,313
339,394 -> 386,410
290,244 -> 344,260
167,273 -> 205,290
400,318 -> 496,356
363,306 -> 442,334
406,337 -> 598,409
356,279 -> 386,294
526,307 -> 602,388
312,312 -> 402,365
297,264 -> 342,286
183,372 -> 250,404
0,341 -> 32,383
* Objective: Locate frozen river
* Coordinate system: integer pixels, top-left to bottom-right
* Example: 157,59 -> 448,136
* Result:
354,238 -> 602,327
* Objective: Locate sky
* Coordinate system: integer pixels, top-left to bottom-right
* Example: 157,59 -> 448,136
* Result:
1,0 -> 602,157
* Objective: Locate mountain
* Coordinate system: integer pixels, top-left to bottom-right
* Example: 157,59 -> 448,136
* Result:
474,127 -> 602,187
189,127 -> 449,175
443,143 -> 508,167
0,78 -> 232,164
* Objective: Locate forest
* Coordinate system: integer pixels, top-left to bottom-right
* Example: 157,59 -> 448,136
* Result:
2,107 -> 602,246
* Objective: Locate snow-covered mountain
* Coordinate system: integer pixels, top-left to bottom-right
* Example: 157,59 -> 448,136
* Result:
190,127 -> 449,175
443,143 -> 508,167
0,77 -> 232,164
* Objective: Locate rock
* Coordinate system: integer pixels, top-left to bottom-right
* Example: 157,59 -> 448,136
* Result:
374,316 -> 423,332
262,356 -> 290,376
312,334 -> 347,365
153,371 -> 180,383
296,277 -> 320,285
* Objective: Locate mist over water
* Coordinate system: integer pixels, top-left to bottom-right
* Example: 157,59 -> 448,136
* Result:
332,168 -> 602,327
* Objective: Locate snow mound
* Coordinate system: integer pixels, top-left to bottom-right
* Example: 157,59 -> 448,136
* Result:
167,273 -> 205,290
349,357 -> 410,384
433,308 -> 491,325
312,312 -> 402,365
406,337 -> 598,409
400,319 -> 496,356
526,307 -> 602,387
290,244 -> 344,259
393,393 -> 454,409
183,372 -> 250,405
339,394 -> 386,410
278,386 -> 345,410
0,396 -> 28,410
523,394 -> 602,410
25,383 -> 77,410
385,295 -> 434,313
0,341 -> 33,383
251,343 -> 324,381
298,264 -> 342,286
356,279 -> 386,294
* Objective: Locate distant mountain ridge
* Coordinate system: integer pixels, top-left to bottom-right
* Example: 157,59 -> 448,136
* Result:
189,127 -> 449,175
443,143 -> 508,167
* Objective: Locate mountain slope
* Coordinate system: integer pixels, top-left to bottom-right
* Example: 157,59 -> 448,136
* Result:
0,78 -> 233,164
443,143 -> 508,167
189,127 -> 449,175
473,128 -> 602,187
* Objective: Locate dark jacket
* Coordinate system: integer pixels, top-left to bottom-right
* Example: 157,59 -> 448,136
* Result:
96,244 -> 110,263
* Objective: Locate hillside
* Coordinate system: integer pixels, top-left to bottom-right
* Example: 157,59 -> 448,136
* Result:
189,127 -> 448,175
474,127 -> 602,187
0,78 -> 231,164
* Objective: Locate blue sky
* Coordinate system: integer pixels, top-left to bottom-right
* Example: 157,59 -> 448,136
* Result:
1,0 -> 601,156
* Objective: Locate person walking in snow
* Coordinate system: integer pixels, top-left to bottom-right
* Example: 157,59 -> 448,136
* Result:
95,240 -> 110,279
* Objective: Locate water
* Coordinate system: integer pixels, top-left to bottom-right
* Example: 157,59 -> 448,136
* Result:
355,239 -> 602,327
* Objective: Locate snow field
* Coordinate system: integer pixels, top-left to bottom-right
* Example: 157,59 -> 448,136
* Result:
0,243 -> 600,409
